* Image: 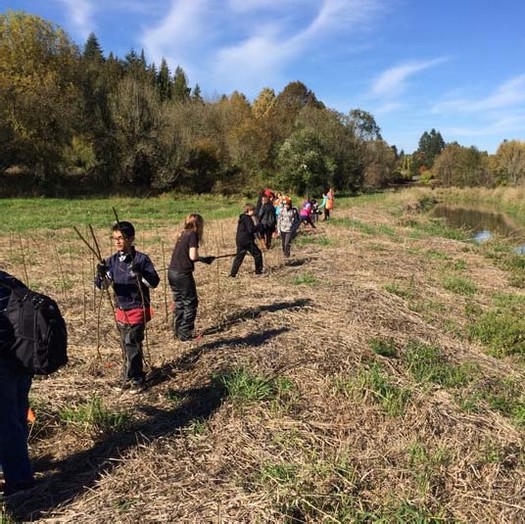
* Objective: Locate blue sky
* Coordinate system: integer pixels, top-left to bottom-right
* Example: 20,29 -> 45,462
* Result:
4,0 -> 525,153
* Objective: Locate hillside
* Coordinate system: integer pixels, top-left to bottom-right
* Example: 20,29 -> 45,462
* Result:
2,189 -> 524,523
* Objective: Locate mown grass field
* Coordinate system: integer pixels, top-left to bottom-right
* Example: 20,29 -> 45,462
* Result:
1,187 -> 524,523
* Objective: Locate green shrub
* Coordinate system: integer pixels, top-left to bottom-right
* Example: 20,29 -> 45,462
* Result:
339,363 -> 411,417
218,368 -> 286,404
292,272 -> 319,286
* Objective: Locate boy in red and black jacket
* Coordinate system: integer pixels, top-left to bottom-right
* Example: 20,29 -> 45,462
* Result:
95,221 -> 159,393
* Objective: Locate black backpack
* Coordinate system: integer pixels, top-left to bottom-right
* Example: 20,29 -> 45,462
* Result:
0,273 -> 68,375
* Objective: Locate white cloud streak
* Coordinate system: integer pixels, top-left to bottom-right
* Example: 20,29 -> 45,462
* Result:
371,58 -> 447,97
139,0 -> 389,96
434,75 -> 525,113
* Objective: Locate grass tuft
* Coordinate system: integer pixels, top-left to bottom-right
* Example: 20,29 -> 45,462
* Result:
60,396 -> 132,432
405,341 -> 478,387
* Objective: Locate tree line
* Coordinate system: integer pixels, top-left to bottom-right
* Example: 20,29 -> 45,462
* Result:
1,11 -> 524,197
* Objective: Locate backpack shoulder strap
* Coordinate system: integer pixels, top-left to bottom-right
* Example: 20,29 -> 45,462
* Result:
0,272 -> 29,297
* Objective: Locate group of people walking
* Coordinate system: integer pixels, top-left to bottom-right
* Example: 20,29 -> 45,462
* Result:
230,188 -> 334,274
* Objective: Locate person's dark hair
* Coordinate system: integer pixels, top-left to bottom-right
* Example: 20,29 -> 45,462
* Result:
244,203 -> 255,213
112,221 -> 135,238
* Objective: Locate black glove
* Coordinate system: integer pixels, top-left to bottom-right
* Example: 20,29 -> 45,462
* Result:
198,256 -> 215,265
96,261 -> 108,277
129,262 -> 142,278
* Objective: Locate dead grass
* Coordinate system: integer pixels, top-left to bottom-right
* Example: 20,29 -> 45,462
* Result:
2,189 -> 524,522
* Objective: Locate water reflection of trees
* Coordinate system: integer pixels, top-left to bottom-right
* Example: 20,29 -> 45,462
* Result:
432,204 -> 525,242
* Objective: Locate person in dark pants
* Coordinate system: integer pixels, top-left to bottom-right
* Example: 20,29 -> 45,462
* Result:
168,214 -> 214,342
255,194 -> 277,249
230,204 -> 264,277
95,221 -> 160,393
0,271 -> 35,497
277,198 -> 300,258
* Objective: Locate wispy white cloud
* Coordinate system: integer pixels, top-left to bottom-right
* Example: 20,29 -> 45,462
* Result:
434,75 -> 525,113
138,0 -> 213,82
54,0 -> 95,39
140,0 -> 390,96
446,113 -> 525,137
371,58 -> 448,97
227,0 -> 297,13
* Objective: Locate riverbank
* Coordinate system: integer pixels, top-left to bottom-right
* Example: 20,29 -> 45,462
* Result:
2,188 -> 524,522
429,186 -> 525,223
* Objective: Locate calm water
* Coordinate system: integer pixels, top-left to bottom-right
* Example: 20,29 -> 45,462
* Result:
432,204 -> 525,252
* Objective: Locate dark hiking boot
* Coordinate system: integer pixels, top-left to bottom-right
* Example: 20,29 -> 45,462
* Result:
129,378 -> 146,394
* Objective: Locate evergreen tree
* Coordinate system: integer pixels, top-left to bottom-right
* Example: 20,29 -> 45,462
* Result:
173,66 -> 191,103
411,128 -> 445,178
192,84 -> 203,103
83,32 -> 104,62
156,58 -> 172,101
418,129 -> 445,167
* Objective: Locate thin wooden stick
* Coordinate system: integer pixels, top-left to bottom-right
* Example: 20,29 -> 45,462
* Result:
161,239 -> 169,324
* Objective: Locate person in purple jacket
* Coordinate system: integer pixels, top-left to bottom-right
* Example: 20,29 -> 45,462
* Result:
95,221 -> 160,393
229,204 -> 264,278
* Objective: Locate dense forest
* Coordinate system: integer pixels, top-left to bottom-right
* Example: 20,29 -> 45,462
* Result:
1,10 -> 524,197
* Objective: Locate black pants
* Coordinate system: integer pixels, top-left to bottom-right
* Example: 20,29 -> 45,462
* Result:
259,226 -> 274,249
168,270 -> 198,341
280,232 -> 294,257
230,241 -> 263,276
117,322 -> 146,381
0,360 -> 33,491
301,216 -> 316,228
323,208 -> 330,220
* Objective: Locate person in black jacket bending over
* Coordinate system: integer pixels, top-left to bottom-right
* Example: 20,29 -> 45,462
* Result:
229,204 -> 264,278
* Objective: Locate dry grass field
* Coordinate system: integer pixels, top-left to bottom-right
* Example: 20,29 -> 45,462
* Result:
1,188 -> 524,523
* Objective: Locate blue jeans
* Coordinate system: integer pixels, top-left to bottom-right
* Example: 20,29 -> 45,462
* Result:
0,359 -> 34,490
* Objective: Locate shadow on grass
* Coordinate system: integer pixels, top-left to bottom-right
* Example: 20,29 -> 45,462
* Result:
6,324 -> 291,521
200,298 -> 312,336
283,257 -> 312,267
148,326 -> 291,388
7,382 -> 225,520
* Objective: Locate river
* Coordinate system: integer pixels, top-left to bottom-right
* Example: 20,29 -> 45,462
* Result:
432,204 -> 525,252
